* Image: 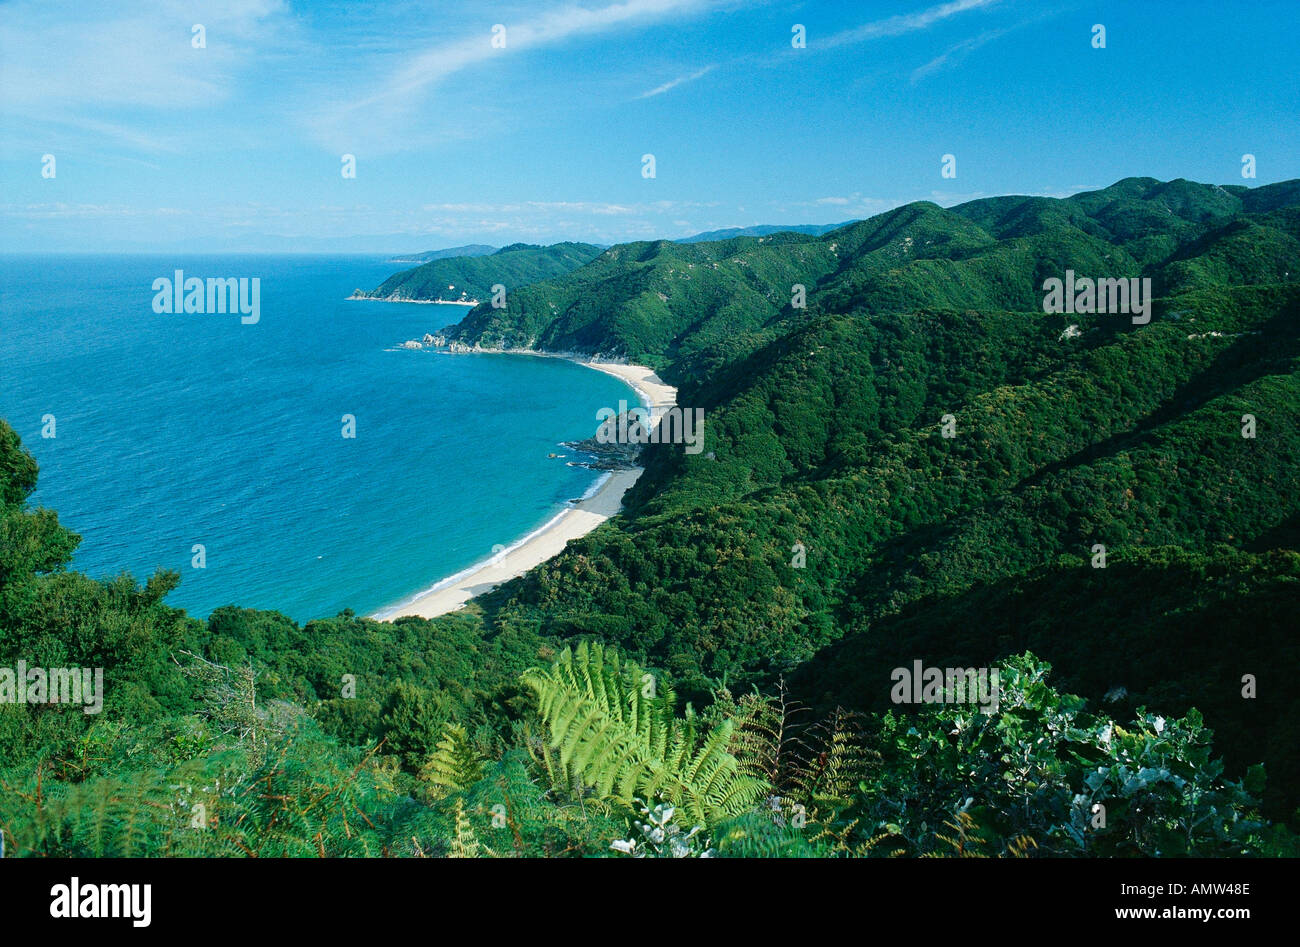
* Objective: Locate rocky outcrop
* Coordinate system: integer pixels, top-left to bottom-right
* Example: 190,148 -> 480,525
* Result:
562,430 -> 644,471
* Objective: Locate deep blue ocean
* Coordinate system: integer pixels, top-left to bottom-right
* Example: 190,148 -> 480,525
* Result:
0,254 -> 634,622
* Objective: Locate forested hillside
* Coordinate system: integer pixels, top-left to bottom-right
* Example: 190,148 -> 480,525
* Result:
449,176 -> 1300,815
354,241 -> 602,303
3,177 -> 1297,856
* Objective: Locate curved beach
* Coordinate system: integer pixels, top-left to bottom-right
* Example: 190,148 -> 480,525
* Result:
373,359 -> 677,621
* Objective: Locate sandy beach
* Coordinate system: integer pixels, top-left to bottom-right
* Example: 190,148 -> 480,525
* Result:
372,357 -> 675,621
582,360 -> 678,429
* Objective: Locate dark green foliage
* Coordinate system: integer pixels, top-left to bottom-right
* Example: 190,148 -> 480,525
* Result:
0,719 -> 446,857
792,546 -> 1300,819
847,654 -> 1270,857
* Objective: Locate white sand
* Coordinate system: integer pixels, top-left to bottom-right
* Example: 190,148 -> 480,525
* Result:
372,358 -> 675,621
582,361 -> 678,429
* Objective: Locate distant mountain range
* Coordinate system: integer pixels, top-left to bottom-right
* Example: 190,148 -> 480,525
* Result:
378,224 -> 853,262
386,244 -> 498,264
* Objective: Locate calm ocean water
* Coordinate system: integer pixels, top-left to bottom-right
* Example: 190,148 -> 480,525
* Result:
0,254 -> 634,622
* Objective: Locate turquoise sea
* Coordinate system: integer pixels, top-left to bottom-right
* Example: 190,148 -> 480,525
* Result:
0,254 -> 635,622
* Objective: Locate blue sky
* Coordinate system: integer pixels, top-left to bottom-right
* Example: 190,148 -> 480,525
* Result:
2,0 -> 1297,252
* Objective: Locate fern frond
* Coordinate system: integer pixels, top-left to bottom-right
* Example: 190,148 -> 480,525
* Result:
419,723 -> 485,799
448,798 -> 481,858
522,644 -> 768,826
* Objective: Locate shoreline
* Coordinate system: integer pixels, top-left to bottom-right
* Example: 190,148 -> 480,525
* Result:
349,295 -> 479,306
371,353 -> 676,622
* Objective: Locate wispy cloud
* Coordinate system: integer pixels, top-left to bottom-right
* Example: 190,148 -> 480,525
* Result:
911,27 -> 1008,80
929,189 -> 988,204
910,9 -> 1060,82
0,0 -> 733,160
308,0 -> 730,153
637,64 -> 716,98
419,198 -> 718,217
0,0 -> 295,158
782,193 -> 902,218
0,0 -> 290,111
1,202 -> 191,220
823,0 -> 1001,48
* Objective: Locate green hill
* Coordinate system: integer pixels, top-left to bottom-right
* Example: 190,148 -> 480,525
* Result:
437,178 -> 1299,365
354,241 -> 603,304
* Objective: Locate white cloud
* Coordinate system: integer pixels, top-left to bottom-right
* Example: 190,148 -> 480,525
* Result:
929,189 -> 988,204
637,64 -> 716,98
1,202 -> 190,219
1,0 -> 740,163
0,0 -> 295,159
910,10 -> 1058,82
911,27 -> 1008,81
419,198 -> 715,218
785,193 -> 899,217
0,0 -> 289,111
307,0 -> 730,153
823,0 -> 1001,48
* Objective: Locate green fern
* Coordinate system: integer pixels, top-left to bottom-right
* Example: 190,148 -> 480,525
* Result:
722,681 -> 808,786
448,798 -> 493,858
419,723 -> 485,798
521,642 -> 766,827
789,709 -> 875,817
923,812 -> 1037,858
